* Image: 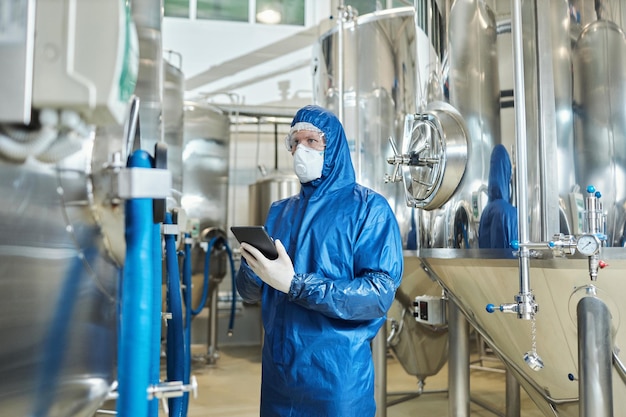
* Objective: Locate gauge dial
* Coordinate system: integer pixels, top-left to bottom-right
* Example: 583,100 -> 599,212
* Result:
576,234 -> 601,256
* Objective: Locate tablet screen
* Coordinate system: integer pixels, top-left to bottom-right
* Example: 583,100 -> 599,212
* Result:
230,226 -> 279,260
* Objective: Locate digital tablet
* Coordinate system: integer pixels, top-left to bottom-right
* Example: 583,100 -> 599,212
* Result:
230,226 -> 279,260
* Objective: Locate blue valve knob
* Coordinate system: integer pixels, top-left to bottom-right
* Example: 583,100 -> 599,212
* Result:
548,241 -> 555,248
595,191 -> 602,198
586,185 -> 595,194
568,373 -> 577,381
510,240 -> 519,250
486,304 -> 496,313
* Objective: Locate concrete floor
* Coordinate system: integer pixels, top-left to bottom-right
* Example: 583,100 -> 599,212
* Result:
180,344 -> 545,417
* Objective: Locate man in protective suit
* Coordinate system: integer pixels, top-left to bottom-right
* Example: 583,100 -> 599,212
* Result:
235,105 -> 404,416
478,144 -> 518,248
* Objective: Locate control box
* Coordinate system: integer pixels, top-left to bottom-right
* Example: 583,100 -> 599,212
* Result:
413,295 -> 447,325
32,0 -> 138,126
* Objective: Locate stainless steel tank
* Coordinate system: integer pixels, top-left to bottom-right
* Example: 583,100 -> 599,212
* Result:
163,54 -> 185,203
313,6 -> 450,381
421,248 -> 626,417
441,0 -> 500,249
181,101 -> 230,231
181,101 -> 231,308
248,171 -> 300,226
313,7 -> 423,250
573,19 -> 626,247
0,132 -> 123,417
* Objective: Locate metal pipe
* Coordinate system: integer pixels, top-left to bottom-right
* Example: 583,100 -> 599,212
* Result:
373,323 -> 387,417
207,285 -> 219,365
534,0 -> 560,241
511,0 -> 532,315
337,0 -> 345,123
448,301 -> 470,417
613,350 -> 626,384
578,296 -> 613,417
213,104 -> 299,119
505,369 -> 521,417
414,0 -> 424,111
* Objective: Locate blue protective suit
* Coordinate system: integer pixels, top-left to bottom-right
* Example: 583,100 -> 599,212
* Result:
236,105 -> 404,417
478,144 -> 518,249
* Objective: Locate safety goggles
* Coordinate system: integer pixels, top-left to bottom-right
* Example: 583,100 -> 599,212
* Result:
284,122 -> 326,152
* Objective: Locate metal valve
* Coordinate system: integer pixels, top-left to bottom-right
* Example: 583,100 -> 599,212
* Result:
384,136 -> 422,183
548,233 -> 577,257
486,292 -> 538,318
579,185 -> 608,281
147,375 -> 198,400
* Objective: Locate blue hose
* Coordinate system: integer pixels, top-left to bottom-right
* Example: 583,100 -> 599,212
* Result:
118,150 -> 154,417
164,212 -> 186,417
190,237 -> 219,316
222,242 -> 238,336
149,221 -> 162,417
181,234 -> 192,415
190,237 -> 237,335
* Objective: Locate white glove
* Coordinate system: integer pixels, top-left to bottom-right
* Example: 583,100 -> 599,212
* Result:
240,239 -> 295,293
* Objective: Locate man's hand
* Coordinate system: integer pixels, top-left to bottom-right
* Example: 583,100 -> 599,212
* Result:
240,239 -> 294,293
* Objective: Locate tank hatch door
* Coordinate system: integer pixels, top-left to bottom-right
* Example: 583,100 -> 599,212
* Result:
386,101 -> 469,210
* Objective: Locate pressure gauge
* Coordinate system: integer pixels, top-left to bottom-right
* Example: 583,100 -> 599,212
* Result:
576,234 -> 601,256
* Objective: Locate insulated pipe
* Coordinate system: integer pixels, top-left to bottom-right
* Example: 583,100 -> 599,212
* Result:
165,212 -> 186,417
117,150 -> 154,417
448,301 -> 470,417
578,296 -> 613,417
511,0 -> 532,318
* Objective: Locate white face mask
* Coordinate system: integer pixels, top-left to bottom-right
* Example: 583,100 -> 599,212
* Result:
293,144 -> 324,183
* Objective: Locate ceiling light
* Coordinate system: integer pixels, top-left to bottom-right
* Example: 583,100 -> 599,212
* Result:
257,7 -> 282,24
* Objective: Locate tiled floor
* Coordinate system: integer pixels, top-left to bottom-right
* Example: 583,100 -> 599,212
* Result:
182,344 -> 545,417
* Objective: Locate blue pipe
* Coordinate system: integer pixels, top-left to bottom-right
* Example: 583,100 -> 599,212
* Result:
149,220 -> 162,417
222,242 -> 238,336
182,233 -> 192,415
190,237 -> 219,317
164,212 -> 186,417
118,150 -> 154,417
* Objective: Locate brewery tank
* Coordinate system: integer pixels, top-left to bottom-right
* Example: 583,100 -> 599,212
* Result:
313,6 -> 451,381
573,19 -> 626,247
163,54 -> 185,203
181,101 -> 231,309
249,171 -> 300,226
0,127 -> 124,417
